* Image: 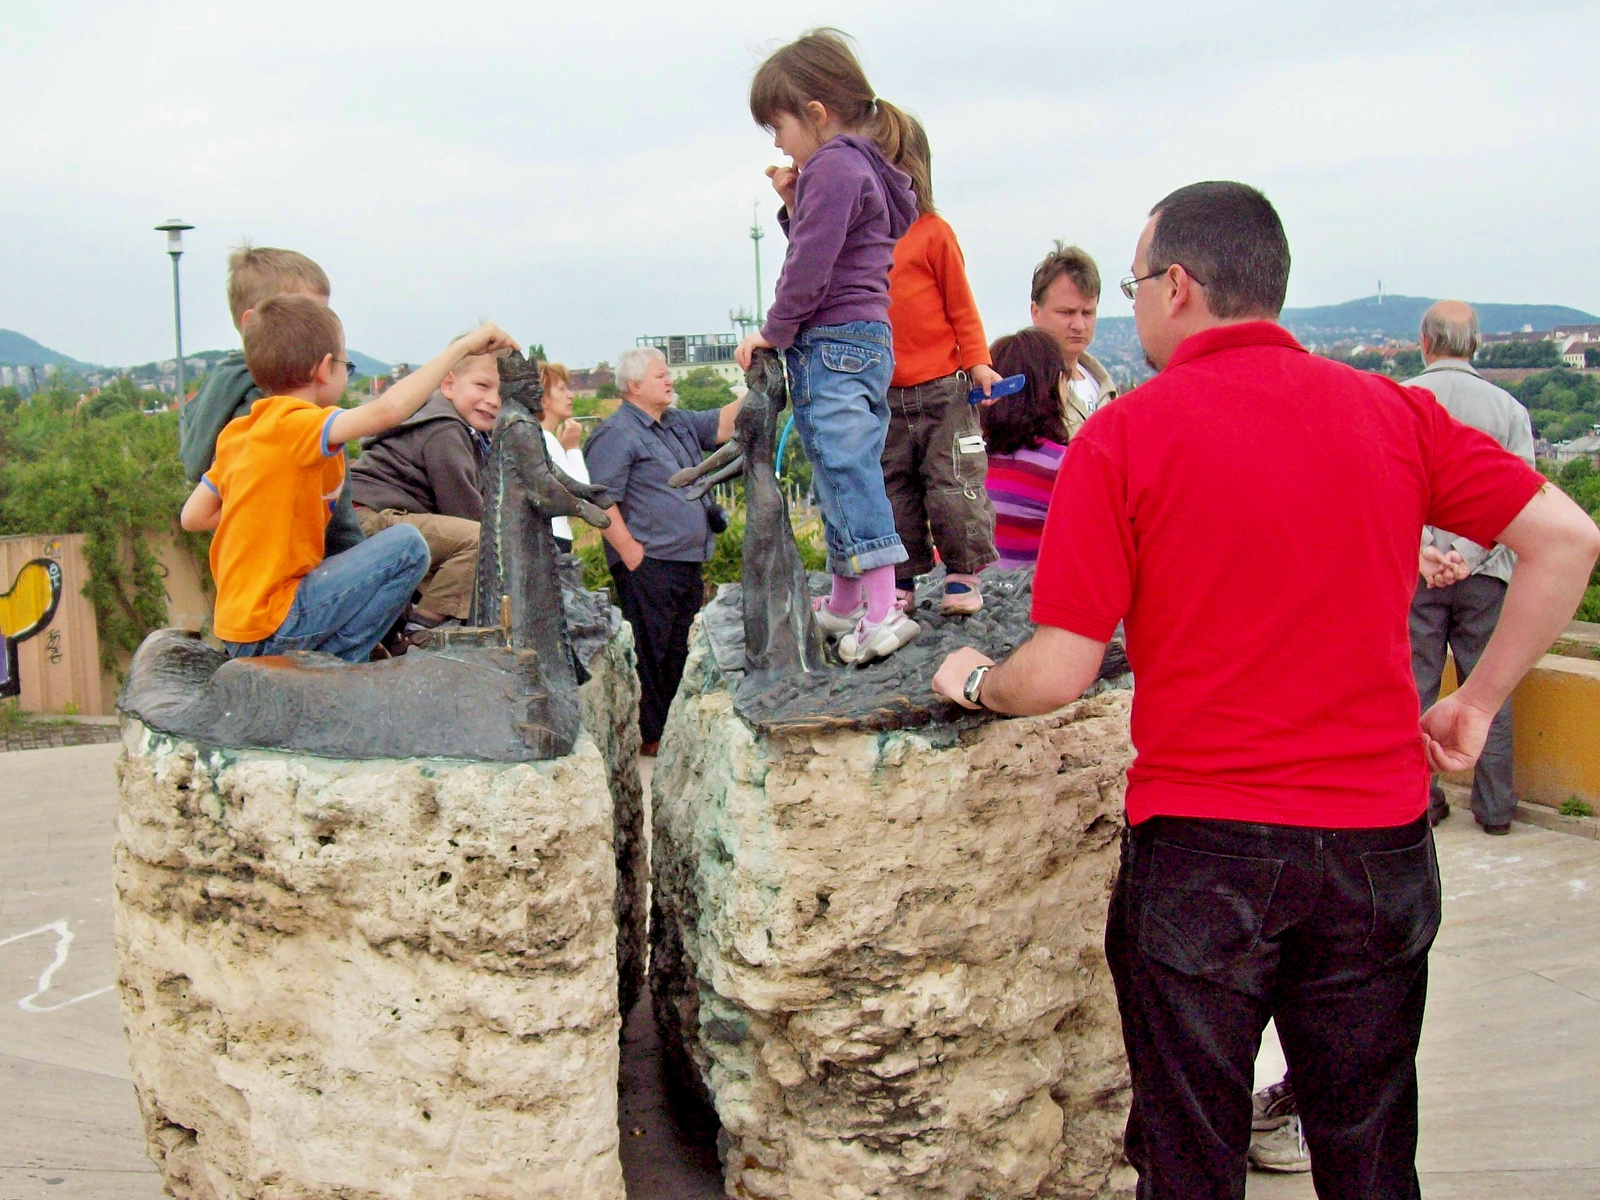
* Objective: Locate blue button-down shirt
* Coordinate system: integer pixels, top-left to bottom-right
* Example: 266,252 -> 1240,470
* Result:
584,401 -> 723,563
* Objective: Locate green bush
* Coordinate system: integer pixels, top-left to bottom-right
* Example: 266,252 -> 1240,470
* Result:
0,384 -> 207,671
702,502 -> 826,587
1559,797 -> 1595,819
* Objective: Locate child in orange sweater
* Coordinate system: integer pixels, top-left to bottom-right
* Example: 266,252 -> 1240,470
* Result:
883,117 -> 1002,614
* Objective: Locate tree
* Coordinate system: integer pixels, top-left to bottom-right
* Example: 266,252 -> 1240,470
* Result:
1478,341 -> 1560,369
675,367 -> 735,412
1513,369 -> 1600,441
1390,349 -> 1423,378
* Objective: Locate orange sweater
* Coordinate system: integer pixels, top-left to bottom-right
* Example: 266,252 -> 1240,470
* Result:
886,213 -> 992,387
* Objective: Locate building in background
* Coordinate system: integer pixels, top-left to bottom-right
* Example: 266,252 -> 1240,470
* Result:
636,334 -> 742,385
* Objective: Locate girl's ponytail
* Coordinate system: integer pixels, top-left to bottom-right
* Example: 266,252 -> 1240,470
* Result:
867,98 -> 913,170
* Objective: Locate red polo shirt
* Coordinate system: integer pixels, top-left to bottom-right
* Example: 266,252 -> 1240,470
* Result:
1032,322 -> 1545,828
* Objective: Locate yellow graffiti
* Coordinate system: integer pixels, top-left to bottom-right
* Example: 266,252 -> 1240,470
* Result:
1,560 -> 62,641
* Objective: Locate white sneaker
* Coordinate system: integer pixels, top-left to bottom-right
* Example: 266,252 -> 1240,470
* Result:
812,598 -> 865,640
1248,1115 -> 1311,1173
838,611 -> 920,665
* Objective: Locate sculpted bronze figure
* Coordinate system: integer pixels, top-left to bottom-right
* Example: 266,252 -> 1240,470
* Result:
120,350 -> 618,762
670,348 -> 825,683
669,349 -> 1131,737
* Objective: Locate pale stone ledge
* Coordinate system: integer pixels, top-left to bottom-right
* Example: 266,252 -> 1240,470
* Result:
652,630 -> 1135,1199
114,721 -> 625,1200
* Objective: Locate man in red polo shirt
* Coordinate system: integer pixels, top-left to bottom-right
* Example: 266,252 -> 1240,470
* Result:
933,182 -> 1600,1199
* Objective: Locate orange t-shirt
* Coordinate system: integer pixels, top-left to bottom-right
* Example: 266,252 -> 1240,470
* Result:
886,212 -> 992,388
204,396 -> 345,643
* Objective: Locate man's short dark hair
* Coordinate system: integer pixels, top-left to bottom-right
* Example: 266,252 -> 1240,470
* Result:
1030,242 -> 1101,306
1146,182 -> 1289,318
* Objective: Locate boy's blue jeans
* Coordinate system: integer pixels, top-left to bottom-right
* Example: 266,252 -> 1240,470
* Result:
224,524 -> 429,664
784,320 -> 908,578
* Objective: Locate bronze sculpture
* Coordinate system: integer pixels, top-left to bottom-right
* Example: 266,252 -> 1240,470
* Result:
120,351 -> 618,762
669,349 -> 1131,737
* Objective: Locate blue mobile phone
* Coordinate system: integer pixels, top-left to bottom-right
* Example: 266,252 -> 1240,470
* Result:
968,373 -> 1027,404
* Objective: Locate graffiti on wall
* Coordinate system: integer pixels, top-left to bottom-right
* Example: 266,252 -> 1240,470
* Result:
0,558 -> 64,699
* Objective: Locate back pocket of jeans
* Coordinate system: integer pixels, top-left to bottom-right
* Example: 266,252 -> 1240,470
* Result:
1359,834 -> 1441,961
1136,841 -> 1282,977
818,342 -> 882,375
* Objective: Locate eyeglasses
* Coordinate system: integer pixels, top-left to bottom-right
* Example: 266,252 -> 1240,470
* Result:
333,358 -> 356,374
1120,265 -> 1207,301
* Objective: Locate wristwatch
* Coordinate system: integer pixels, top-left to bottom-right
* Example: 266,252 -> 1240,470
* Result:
962,665 -> 991,708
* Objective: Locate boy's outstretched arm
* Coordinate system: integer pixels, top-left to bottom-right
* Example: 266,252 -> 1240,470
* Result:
327,323 -> 519,447
180,479 -> 223,532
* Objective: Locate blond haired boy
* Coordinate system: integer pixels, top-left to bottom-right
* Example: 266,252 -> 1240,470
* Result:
347,348 -> 502,631
178,244 -> 365,555
181,296 -> 517,662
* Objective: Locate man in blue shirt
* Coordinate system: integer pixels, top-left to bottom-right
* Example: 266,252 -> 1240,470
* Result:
585,347 -> 741,754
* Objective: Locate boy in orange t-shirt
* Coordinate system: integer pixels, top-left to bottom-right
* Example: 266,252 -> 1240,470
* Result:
884,117 -> 1002,616
181,295 -> 517,662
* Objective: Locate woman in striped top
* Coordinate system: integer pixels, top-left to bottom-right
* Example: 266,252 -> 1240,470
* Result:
981,329 -> 1071,568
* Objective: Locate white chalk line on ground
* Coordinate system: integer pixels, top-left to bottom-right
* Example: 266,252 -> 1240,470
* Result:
0,921 -> 113,1012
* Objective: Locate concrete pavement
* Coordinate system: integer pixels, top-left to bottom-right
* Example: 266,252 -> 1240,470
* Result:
2,743 -> 1596,1199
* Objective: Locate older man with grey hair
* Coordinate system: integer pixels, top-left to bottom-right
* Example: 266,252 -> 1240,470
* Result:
584,346 -> 740,755
1407,300 -> 1536,833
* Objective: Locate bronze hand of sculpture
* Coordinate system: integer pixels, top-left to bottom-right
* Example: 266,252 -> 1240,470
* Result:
668,349 -> 824,679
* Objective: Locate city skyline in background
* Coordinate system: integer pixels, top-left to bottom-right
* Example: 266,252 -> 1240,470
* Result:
2,1 -> 1595,369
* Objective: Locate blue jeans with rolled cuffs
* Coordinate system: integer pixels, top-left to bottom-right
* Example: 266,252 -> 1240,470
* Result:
224,524 -> 429,664
784,320 -> 909,578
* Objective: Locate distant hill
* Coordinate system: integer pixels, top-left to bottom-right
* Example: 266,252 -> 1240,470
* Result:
1276,295 -> 1600,343
348,350 -> 395,377
0,329 -> 99,372
1,330 -> 397,381
1085,295 -> 1600,387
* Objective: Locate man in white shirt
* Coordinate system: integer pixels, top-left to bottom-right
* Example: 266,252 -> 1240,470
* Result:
1406,301 -> 1538,834
1029,242 -> 1120,435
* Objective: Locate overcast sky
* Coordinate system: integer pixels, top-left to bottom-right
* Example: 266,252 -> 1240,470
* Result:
3,1 -> 1595,369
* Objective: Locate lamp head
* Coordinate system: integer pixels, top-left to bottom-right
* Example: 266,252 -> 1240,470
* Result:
154,218 -> 194,256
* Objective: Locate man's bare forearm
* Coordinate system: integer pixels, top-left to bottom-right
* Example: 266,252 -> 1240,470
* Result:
1454,486 -> 1600,714
933,625 -> 1109,716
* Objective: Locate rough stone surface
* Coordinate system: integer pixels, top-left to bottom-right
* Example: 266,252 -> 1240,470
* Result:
578,617 -> 648,1021
114,720 -> 625,1199
652,626 -> 1135,1200
703,569 -> 1131,739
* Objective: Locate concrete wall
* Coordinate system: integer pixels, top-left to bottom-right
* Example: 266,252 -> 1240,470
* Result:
1,531 -> 210,716
1441,651 -> 1600,808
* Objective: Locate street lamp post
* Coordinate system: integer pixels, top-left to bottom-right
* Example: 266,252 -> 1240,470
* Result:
154,219 -> 194,403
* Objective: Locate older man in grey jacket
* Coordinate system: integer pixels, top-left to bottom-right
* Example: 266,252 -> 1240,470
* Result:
1407,300 -> 1536,833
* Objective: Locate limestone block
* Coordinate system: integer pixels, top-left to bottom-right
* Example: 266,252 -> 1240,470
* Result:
652,631 -> 1135,1199
578,615 -> 647,1020
114,721 -> 625,1200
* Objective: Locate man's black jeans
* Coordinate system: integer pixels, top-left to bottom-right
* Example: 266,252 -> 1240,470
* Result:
609,556 -> 704,745
1106,813 -> 1439,1200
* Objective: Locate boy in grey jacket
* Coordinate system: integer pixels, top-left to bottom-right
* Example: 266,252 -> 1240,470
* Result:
348,352 -> 500,627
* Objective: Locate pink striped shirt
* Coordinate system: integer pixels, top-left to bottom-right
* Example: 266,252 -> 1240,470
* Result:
985,439 -> 1066,568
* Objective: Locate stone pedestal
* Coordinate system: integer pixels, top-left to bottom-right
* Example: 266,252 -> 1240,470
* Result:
115,722 -> 626,1199
652,630 -> 1136,1199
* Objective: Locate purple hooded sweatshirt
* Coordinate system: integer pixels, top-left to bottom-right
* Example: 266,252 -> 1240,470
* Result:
761,133 -> 919,351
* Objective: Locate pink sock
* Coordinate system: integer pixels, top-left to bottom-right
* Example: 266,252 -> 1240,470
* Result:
863,565 -> 898,624
827,573 -> 863,615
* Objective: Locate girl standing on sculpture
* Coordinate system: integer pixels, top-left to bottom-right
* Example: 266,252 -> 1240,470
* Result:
734,28 -> 921,665
882,115 -> 1002,614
